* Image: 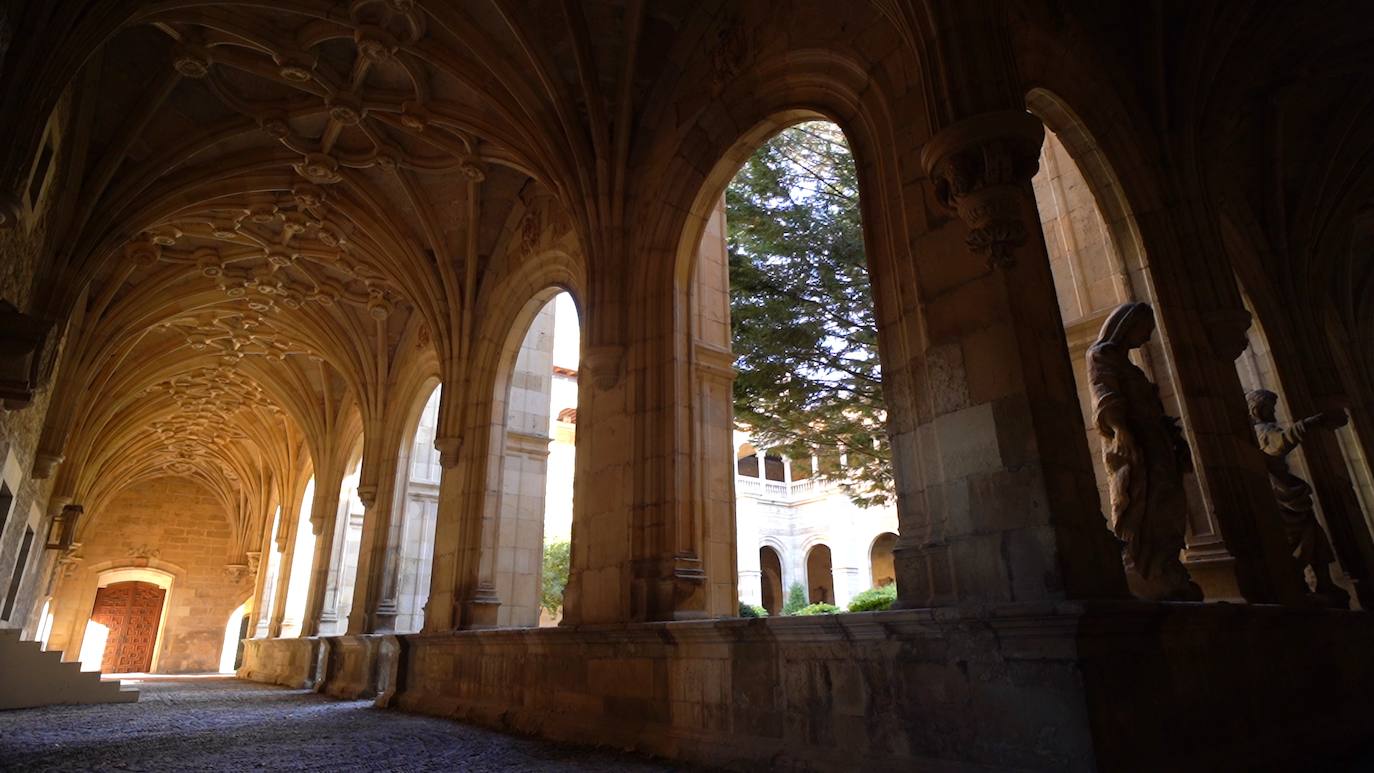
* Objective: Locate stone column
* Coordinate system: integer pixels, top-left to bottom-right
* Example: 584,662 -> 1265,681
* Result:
421,436 -> 462,632
249,511 -> 278,638
345,478 -> 400,634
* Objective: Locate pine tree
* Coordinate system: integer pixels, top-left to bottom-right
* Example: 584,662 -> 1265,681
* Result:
782,582 -> 809,616
727,122 -> 892,506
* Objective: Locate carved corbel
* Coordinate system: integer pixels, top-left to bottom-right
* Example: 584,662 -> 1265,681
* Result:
582,344 -> 626,391
920,110 -> 1045,270
44,504 -> 82,551
1204,307 -> 1254,361
0,300 -> 55,409
434,436 -> 462,468
356,484 -> 378,509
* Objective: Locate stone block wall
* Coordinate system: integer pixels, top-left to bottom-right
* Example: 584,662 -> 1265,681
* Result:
46,477 -> 249,673
242,603 -> 1374,772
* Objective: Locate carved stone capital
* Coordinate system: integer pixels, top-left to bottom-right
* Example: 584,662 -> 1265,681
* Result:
434,435 -> 462,468
920,110 -> 1045,270
245,551 -> 262,575
582,344 -> 626,391
224,563 -> 251,583
1204,307 -> 1253,361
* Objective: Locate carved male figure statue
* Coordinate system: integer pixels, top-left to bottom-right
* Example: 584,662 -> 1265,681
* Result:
1087,302 -> 1203,601
1246,389 -> 1351,608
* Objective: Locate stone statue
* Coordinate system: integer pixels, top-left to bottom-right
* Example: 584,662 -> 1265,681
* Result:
1087,302 -> 1202,601
1246,389 -> 1351,608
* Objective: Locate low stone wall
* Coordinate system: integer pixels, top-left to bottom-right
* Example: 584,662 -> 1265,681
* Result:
238,603 -> 1374,771
238,637 -> 321,689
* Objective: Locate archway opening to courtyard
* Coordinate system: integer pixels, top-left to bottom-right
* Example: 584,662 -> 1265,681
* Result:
320,455 -> 365,635
387,385 -> 442,633
218,599 -> 250,673
1231,283 -> 1366,605
1027,88 -> 1231,600
704,119 -> 897,617
279,477 -> 316,638
489,290 -> 579,627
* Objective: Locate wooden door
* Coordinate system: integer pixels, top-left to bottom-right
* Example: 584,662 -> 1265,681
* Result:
90,581 -> 165,673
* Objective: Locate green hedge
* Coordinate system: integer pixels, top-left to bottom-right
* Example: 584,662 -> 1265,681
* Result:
795,602 -> 840,615
846,584 -> 897,612
738,602 -> 769,618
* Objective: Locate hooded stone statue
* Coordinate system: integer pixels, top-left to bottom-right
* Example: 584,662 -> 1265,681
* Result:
1246,388 -> 1351,608
1086,302 -> 1202,601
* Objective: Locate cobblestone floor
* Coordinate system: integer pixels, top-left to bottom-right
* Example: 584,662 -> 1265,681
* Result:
0,677 -> 688,772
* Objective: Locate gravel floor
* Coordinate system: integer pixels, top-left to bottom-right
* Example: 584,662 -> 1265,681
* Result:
0,677 -> 690,772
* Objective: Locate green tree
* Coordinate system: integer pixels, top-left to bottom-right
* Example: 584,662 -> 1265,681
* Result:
727,121 -> 892,506
540,538 -> 570,616
782,582 -> 809,615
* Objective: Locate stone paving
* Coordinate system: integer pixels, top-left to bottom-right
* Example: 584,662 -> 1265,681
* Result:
0,677 -> 689,772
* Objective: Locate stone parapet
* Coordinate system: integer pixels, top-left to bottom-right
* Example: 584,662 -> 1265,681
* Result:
237,637 -> 322,690
239,604 -> 1374,771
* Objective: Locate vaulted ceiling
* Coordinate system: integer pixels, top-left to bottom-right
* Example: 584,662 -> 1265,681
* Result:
3,0 -> 1374,560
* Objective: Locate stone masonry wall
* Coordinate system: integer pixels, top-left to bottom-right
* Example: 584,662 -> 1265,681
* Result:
46,476 -> 250,673
242,603 -> 1374,772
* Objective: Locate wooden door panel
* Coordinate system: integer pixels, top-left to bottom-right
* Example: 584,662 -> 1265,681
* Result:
90,581 -> 165,673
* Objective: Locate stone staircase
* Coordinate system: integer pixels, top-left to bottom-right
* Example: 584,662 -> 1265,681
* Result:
0,628 -> 139,710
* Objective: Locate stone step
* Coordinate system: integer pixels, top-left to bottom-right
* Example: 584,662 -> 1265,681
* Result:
0,632 -> 140,709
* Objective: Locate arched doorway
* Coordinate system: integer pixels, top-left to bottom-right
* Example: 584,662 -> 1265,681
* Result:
806,544 -> 833,605
90,581 -> 164,673
759,545 -> 784,615
870,532 -> 897,588
78,567 -> 176,673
